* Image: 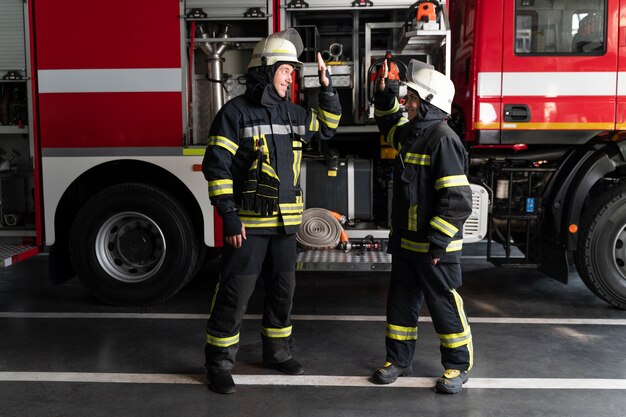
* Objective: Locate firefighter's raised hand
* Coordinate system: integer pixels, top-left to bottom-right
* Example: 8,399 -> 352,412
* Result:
377,59 -> 389,92
317,52 -> 332,90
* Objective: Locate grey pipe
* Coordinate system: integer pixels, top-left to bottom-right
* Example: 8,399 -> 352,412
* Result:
196,24 -> 231,120
329,43 -> 343,61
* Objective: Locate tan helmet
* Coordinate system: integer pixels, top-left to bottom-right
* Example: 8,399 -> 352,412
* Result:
404,60 -> 454,114
248,28 -> 304,69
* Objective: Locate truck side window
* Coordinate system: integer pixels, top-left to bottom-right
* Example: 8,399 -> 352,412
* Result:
514,0 -> 606,55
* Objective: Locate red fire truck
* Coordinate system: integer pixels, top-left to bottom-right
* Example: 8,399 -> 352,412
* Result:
1,0 -> 625,309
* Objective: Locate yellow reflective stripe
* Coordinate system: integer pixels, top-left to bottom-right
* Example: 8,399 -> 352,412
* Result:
261,326 -> 293,338
209,281 -> 220,314
386,323 -> 418,341
387,117 -> 409,149
438,330 -> 472,349
282,214 -> 303,226
239,216 -> 283,228
453,288 -> 473,370
261,134 -> 269,159
317,108 -> 341,129
435,175 -> 470,190
292,140 -> 302,186
404,153 -> 430,166
374,98 -> 400,117
438,289 -> 472,349
280,202 -> 304,214
207,135 -> 238,155
309,109 -> 320,132
400,238 -> 464,253
430,216 -> 458,238
446,239 -> 463,252
208,179 -> 233,197
239,215 -> 302,228
400,238 -> 429,253
261,162 -> 279,180
207,332 -> 240,348
408,205 -> 418,232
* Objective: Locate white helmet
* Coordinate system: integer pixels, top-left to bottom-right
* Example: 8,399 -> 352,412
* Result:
248,29 -> 304,69
404,61 -> 454,114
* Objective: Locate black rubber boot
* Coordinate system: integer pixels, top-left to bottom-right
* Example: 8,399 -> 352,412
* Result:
264,358 -> 304,375
435,369 -> 469,394
261,334 -> 304,375
207,369 -> 236,394
372,362 -> 412,384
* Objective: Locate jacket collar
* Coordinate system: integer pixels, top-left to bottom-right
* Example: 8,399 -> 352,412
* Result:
245,66 -> 286,108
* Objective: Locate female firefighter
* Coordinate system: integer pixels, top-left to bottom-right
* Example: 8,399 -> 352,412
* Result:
372,60 -> 474,394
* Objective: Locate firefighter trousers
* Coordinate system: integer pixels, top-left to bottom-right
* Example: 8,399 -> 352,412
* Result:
384,254 -> 473,371
205,234 -> 297,371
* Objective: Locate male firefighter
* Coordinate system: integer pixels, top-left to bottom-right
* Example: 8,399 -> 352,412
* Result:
371,60 -> 473,394
201,29 -> 341,394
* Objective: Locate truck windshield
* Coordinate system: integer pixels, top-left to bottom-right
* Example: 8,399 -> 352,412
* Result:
515,0 -> 606,55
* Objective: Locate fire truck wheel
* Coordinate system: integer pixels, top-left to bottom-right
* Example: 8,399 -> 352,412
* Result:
69,183 -> 199,306
575,184 -> 626,309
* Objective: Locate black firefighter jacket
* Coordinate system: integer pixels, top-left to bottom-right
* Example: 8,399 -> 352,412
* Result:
375,86 -> 472,263
202,68 -> 342,236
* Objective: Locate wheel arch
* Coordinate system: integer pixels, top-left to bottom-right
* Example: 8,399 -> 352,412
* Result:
50,159 -> 208,284
537,139 -> 626,284
545,139 -> 626,250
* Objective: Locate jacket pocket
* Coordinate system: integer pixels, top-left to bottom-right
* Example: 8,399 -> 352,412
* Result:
400,165 -> 419,205
399,165 -> 419,231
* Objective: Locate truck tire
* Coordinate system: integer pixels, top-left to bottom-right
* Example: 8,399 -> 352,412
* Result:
575,184 -> 626,309
69,183 -> 199,306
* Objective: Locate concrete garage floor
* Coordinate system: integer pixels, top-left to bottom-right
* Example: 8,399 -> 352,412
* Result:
1,247 -> 626,417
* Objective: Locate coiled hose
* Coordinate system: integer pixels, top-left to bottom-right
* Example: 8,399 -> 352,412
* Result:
296,208 -> 347,249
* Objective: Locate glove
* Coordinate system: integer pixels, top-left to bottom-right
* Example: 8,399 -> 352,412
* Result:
254,157 -> 280,216
221,210 -> 242,237
319,68 -> 333,92
241,159 -> 259,212
429,243 -> 447,260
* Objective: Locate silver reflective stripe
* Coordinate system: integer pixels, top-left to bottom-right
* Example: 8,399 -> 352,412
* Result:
387,118 -> 408,149
400,238 -> 463,253
386,323 -> 418,341
374,98 -> 400,117
208,180 -> 233,197
408,205 -> 418,231
207,136 -> 238,155
261,326 -> 293,338
404,153 -> 430,166
438,331 -> 472,348
242,124 -> 306,137
435,175 -> 470,190
207,332 -> 240,347
430,216 -> 458,238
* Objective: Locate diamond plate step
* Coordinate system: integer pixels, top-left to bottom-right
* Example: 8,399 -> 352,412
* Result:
296,249 -> 391,271
0,244 -> 38,267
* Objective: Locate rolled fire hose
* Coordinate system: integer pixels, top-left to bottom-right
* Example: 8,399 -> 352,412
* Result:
296,208 -> 344,249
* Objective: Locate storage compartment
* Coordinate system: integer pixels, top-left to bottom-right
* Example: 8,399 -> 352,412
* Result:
301,158 -> 373,221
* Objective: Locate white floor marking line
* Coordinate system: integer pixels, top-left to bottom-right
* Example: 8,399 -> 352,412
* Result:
0,312 -> 625,325
1,372 -> 626,390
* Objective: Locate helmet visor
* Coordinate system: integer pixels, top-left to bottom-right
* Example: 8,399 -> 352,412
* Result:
267,28 -> 304,58
405,59 -> 434,86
